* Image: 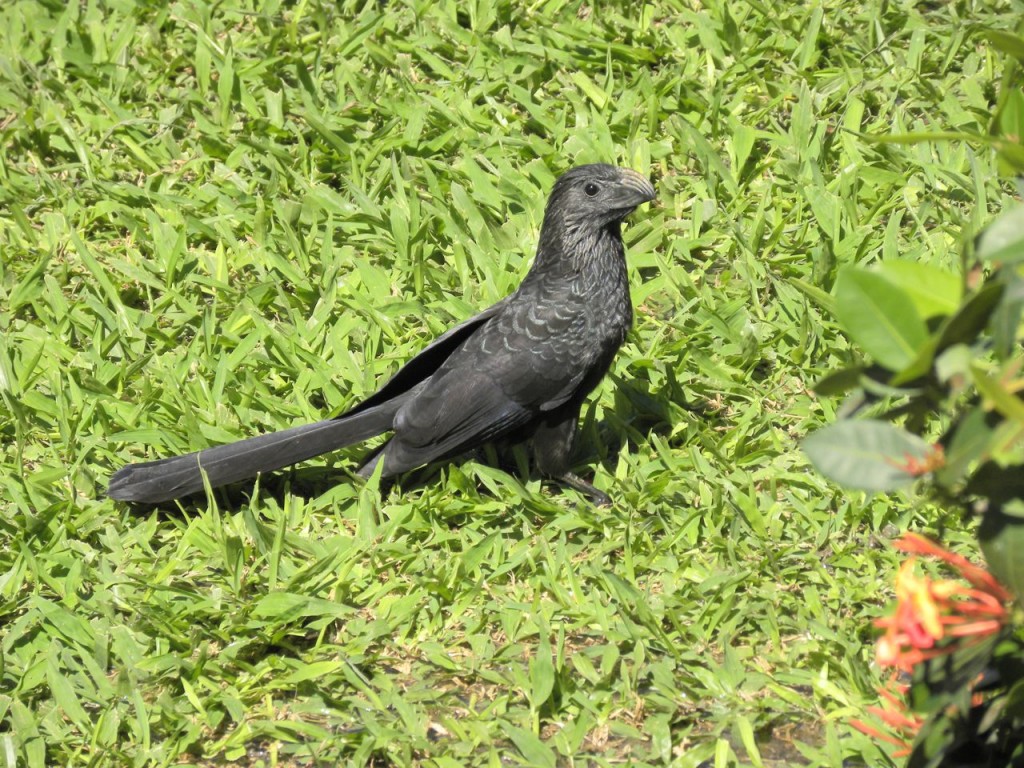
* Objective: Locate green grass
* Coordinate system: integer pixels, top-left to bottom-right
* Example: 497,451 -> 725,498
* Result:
0,0 -> 1015,765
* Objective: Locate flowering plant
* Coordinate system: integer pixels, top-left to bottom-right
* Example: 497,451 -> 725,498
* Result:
802,206 -> 1024,763
803,26 -> 1024,767
851,535 -> 1021,765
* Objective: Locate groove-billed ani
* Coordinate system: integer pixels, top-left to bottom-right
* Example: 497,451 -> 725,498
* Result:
108,164 -> 656,505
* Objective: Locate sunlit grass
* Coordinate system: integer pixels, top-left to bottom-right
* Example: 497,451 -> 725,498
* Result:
0,1 -> 1013,765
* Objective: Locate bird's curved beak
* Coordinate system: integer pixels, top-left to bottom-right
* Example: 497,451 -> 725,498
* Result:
613,168 -> 656,209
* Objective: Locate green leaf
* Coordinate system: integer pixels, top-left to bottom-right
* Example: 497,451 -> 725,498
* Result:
889,334 -> 940,387
990,274 -> 1024,360
936,406 -> 997,489
979,506 -> 1024,604
297,107 -> 351,156
786,276 -> 836,314
875,261 -> 962,319
279,660 -> 344,685
9,251 -> 50,312
996,139 -> 1024,174
998,90 -> 1024,154
529,632 -> 555,710
891,280 -> 1005,387
934,344 -> 975,386
1000,500 -> 1024,520
460,532 -> 499,574
731,122 -> 756,173
976,206 -> 1024,265
501,722 -> 556,768
734,716 -> 764,767
935,281 -> 1005,351
811,365 -> 864,396
971,364 -> 1024,427
984,30 -> 1024,64
862,129 -> 996,146
251,592 -> 353,621
803,420 -> 931,491
833,267 -> 929,371
1005,677 -> 1024,718
46,654 -> 89,728
570,71 -> 609,109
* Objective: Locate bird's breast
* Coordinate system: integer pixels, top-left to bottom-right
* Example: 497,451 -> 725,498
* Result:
578,263 -> 632,348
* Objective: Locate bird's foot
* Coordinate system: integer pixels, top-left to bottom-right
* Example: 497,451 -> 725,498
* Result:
558,471 -> 612,506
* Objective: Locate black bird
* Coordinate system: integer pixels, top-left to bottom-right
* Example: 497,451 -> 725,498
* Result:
108,164 -> 656,505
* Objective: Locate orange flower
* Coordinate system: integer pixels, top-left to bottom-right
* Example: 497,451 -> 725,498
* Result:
851,677 -> 924,758
874,535 -> 1009,673
856,534 -> 1012,756
895,533 -> 1012,602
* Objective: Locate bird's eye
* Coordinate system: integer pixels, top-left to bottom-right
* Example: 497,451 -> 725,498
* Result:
584,182 -> 600,197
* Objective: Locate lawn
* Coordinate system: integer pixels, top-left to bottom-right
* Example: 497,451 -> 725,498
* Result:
0,0 -> 1015,765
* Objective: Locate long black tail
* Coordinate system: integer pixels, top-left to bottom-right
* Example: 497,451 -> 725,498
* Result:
107,403 -> 398,504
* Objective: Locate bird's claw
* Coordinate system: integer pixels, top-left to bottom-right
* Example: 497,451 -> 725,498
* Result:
559,471 -> 612,506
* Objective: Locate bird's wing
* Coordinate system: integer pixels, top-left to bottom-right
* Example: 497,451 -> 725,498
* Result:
379,290 -> 601,472
475,289 -> 600,413
340,298 -> 508,418
382,367 -> 535,472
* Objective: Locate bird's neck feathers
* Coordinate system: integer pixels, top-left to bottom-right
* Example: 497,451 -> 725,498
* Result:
532,210 -> 624,279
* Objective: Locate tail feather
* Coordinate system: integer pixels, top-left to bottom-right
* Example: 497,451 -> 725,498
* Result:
107,404 -> 396,504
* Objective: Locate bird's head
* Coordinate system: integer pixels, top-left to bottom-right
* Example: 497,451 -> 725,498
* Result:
528,163 -> 656,277
545,163 -> 656,232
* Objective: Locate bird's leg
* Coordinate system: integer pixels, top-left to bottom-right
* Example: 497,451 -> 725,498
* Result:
532,406 -> 612,506
558,471 -> 612,506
